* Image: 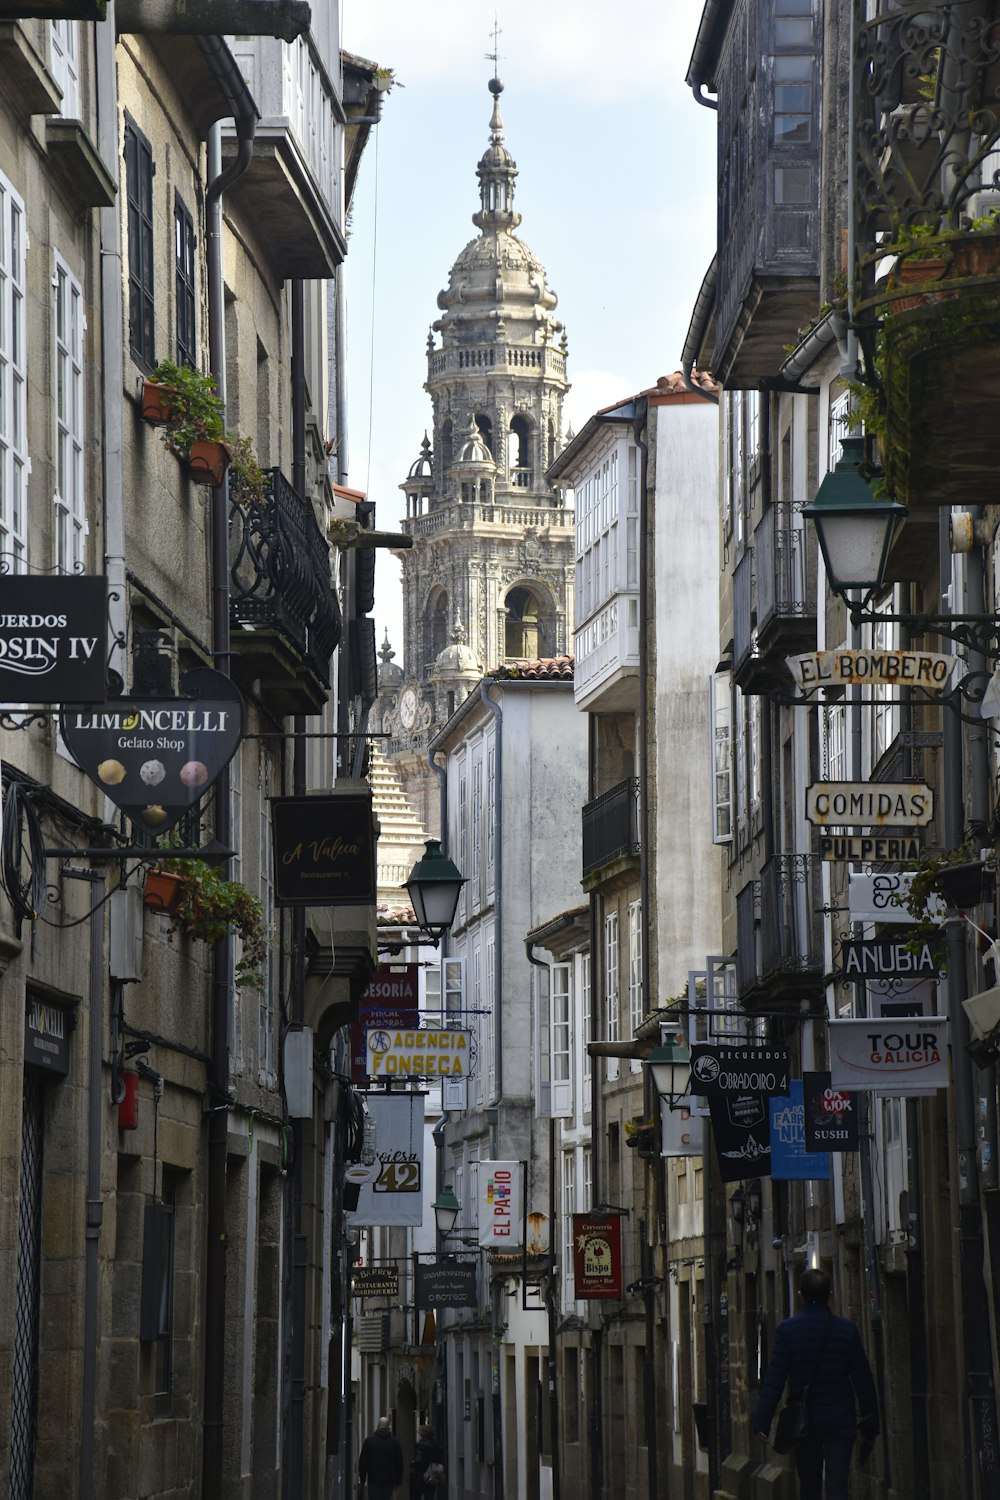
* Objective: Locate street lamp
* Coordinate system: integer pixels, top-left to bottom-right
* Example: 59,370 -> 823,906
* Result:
645,1032 -> 692,1111
800,435 -> 906,604
405,839 -> 467,946
432,1185 -> 461,1237
730,1186 -> 746,1253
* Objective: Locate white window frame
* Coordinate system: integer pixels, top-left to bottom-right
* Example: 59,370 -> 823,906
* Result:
551,962 -> 572,1116
50,18 -> 80,118
605,910 -> 619,1081
440,956 -> 467,1109
562,1150 -> 577,1306
710,671 -> 733,843
457,766 -> 468,923
628,900 -> 643,1035
53,253 -> 85,572
0,171 -> 27,570
485,744 -> 496,897
471,758 -> 483,904
485,935 -> 496,1103
534,962 -> 553,1117
581,951 -> 592,1093
472,945 -> 483,1106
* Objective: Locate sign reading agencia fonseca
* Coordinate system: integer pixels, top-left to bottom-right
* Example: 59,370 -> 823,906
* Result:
60,668 -> 244,835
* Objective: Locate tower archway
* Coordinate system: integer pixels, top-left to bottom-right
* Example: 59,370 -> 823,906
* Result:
504,582 -> 556,661
423,588 -> 450,667
509,413 -> 533,487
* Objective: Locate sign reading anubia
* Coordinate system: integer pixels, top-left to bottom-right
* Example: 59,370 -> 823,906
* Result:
805,782 -> 934,827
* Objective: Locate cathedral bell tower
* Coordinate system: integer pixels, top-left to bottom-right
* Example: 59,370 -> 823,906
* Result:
379,75 -> 576,833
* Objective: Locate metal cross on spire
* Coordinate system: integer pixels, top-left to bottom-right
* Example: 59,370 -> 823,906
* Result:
486,13 -> 502,76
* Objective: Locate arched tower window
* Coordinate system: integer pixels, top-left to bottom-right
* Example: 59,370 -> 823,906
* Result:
474,413 -> 494,456
504,586 -> 541,660
440,419 -> 453,474
548,420 -> 556,469
509,415 -> 532,487
423,589 -> 450,668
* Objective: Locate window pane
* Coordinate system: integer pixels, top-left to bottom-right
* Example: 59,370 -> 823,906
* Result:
774,54 -> 812,81
775,17 -> 812,45
775,166 -> 812,204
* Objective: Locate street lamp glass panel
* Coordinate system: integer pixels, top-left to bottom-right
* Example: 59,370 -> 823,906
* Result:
646,1041 -> 692,1107
433,1186 -> 460,1236
801,435 -> 906,597
405,839 -> 466,936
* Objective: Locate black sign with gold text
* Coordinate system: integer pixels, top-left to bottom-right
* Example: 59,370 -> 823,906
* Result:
271,792 -> 376,906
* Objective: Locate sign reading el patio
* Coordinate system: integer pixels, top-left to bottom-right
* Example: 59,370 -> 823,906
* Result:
271,791 -> 376,906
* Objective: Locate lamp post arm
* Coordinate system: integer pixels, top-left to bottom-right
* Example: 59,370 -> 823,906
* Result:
847,607 -> 1000,659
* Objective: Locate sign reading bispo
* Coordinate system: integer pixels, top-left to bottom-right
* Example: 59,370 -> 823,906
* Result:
365,1027 -> 472,1079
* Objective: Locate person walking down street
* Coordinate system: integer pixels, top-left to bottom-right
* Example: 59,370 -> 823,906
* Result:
753,1268 -> 879,1500
358,1415 -> 404,1500
410,1423 -> 445,1500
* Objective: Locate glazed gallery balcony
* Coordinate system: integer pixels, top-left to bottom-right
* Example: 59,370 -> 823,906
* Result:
853,1 -> 1000,521
229,466 -> 342,716
732,504 -> 816,694
736,853 -> 824,1009
582,777 -> 641,882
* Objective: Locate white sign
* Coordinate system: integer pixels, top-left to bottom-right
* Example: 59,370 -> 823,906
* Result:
479,1161 -> 522,1250
660,1099 -> 702,1157
805,782 -> 934,827
366,1027 -> 472,1079
848,871 -> 945,926
345,1093 -> 425,1228
828,1017 -> 949,1094
787,648 -> 957,690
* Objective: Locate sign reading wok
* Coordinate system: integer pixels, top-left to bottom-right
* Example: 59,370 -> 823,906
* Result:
365,1026 -> 472,1079
805,782 -> 934,827
828,1018 -> 949,1094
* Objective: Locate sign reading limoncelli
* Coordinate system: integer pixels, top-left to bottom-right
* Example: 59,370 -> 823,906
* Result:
0,574 -> 107,703
270,791 -> 376,906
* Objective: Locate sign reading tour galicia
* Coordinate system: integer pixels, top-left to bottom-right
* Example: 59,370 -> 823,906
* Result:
0,574 -> 107,703
60,668 -> 243,834
828,1018 -> 949,1094
271,791 -> 376,906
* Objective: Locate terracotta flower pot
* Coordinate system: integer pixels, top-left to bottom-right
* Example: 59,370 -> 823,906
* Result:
144,868 -> 183,913
140,379 -> 172,425
187,439 -> 230,487
890,257 -> 955,312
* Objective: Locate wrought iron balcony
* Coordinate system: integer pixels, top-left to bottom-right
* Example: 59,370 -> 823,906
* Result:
754,503 -> 816,664
582,777 -> 640,880
853,2 -> 1000,514
736,854 -> 824,1009
229,466 -> 342,716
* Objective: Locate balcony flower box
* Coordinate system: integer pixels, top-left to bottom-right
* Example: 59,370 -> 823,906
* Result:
140,378 -> 173,426
143,868 -> 183,914
187,439 -> 230,488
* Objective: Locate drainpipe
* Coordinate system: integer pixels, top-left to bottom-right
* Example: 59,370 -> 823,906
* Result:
525,939 -> 561,1500
96,3 -> 125,683
479,681 -> 503,1104
200,49 -> 257,1500
679,257 -> 720,403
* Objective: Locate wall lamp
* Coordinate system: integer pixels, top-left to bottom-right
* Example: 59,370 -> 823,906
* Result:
644,1030 -> 692,1112
431,1186 -> 480,1246
378,839 -> 467,953
803,434 -> 999,657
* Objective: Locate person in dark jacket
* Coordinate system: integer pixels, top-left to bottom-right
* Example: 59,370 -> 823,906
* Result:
753,1268 -> 879,1500
358,1416 -> 404,1500
409,1423 -> 444,1499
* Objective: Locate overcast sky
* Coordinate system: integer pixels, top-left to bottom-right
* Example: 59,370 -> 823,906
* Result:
340,0 -> 717,663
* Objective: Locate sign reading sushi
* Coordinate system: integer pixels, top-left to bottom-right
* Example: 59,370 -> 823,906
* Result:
60,668 -> 244,834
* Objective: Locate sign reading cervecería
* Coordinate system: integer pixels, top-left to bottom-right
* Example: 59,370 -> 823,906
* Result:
817,833 -> 922,862
365,1027 -> 472,1079
271,791 -> 376,906
805,782 -> 934,827
60,668 -> 243,834
0,574 -> 107,703
787,648 -> 957,690
572,1214 -> 623,1299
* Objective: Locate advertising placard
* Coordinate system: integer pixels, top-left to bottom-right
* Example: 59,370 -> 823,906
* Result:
828,1017 -> 949,1094
60,668 -> 243,834
708,1092 -> 773,1181
350,966 -> 419,1083
24,996 -> 74,1076
690,1045 -> 790,1098
848,871 -> 945,926
271,791 -> 376,906
351,1265 -> 400,1299
803,1072 -> 859,1152
479,1161 -> 522,1250
805,782 -> 934,827
817,834 -> 922,863
344,1094 -> 425,1228
769,1079 -> 830,1180
787,648 -> 956,691
0,574 -> 107,703
571,1214 -> 623,1299
840,937 -> 940,981
365,1027 -> 472,1081
660,1099 -> 702,1157
415,1260 -> 478,1309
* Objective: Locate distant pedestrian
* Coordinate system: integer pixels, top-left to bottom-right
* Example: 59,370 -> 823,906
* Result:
410,1423 -> 445,1499
358,1415 -> 404,1500
753,1268 -> 879,1500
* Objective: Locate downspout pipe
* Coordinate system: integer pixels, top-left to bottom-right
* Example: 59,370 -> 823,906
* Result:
96,2 -> 125,684
199,45 -> 257,1500
680,256 -> 720,404
479,680 -> 503,1105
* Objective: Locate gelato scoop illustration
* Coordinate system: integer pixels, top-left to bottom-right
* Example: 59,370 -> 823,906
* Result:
140,759 -> 166,786
98,759 -> 126,785
141,805 -> 168,827
180,760 -> 209,787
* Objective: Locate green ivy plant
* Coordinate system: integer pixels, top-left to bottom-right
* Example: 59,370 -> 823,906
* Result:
159,852 -> 267,988
147,359 -> 226,458
227,432 -> 270,508
898,839 -> 988,963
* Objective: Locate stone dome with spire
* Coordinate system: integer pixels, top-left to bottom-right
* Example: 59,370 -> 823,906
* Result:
431,614 -> 482,682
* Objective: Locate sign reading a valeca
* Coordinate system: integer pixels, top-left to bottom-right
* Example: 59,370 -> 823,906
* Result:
787,648 -> 956,689
805,782 -> 934,827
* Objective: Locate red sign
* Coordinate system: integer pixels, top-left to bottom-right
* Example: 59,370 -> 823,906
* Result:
572,1214 -> 623,1300
350,965 -> 419,1082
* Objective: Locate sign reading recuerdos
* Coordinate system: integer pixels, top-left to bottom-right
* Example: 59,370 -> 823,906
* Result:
0,574 -> 107,703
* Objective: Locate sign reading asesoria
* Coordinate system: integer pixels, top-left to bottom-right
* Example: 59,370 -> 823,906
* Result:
365,1027 -> 472,1079
828,1018 -> 949,1094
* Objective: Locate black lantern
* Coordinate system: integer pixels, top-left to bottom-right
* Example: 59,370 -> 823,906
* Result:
645,1033 -> 692,1111
801,435 -> 906,603
432,1185 -> 461,1237
730,1186 -> 746,1251
405,839 -> 466,944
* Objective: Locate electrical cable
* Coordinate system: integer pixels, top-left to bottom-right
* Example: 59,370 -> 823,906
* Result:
1,780 -> 47,923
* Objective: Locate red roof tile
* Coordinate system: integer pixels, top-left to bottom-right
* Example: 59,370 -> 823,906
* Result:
492,655 -> 574,681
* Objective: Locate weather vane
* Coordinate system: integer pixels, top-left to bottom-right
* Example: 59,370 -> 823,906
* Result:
486,14 -> 502,76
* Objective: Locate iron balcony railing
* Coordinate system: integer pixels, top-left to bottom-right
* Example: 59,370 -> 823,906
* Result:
229,466 -> 342,684
582,777 -> 641,877
754,503 -> 814,640
733,547 -> 755,678
736,854 -> 824,1002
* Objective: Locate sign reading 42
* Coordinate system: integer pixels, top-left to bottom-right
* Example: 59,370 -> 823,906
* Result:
373,1159 -> 421,1193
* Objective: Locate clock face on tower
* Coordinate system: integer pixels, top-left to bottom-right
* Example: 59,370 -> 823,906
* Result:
399,687 -> 418,730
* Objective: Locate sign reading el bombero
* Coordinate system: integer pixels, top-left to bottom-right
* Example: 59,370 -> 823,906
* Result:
0,574 -> 107,703
271,792 -> 376,906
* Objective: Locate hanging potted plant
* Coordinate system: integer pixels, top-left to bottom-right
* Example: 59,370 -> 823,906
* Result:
158,854 -> 268,987
143,866 -> 184,914
142,359 -> 231,486
227,433 -> 270,508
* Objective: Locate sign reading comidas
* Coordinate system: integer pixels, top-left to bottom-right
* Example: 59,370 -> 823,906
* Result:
0,574 -> 107,703
572,1214 -> 623,1299
60,668 -> 243,834
271,792 -> 376,906
805,782 -> 934,827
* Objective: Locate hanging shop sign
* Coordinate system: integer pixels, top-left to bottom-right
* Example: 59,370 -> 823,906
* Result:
848,871 -> 945,926
660,1099 -> 702,1157
689,1044 -> 790,1098
365,1026 -> 472,1080
802,1071 -> 859,1152
479,1161 -> 523,1250
840,937 -> 941,981
350,965 -> 420,1083
270,791 -> 376,906
24,995 -> 74,1076
60,668 -> 243,835
828,1017 -> 949,1094
571,1214 -> 624,1299
0,574 -> 107,703
344,1093 -> 425,1228
805,782 -> 934,827
769,1079 -> 830,1180
708,1092 -> 773,1182
787,648 -> 956,691
817,833 -> 922,862
415,1260 -> 478,1309
351,1265 -> 400,1299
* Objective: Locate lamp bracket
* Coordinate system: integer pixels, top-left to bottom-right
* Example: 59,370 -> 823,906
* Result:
847,607 -> 1000,662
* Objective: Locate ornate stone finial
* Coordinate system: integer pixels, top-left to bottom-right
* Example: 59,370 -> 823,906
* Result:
451,611 -> 468,645
379,630 -> 396,665
427,326 -> 435,354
